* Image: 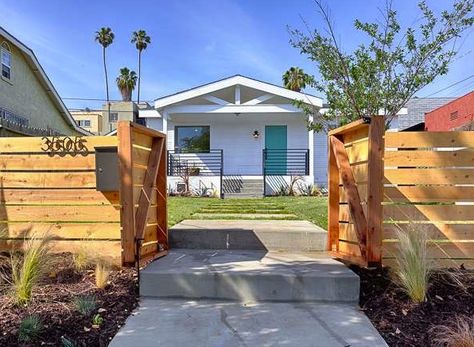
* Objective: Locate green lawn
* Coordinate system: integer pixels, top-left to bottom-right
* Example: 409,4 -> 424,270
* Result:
168,196 -> 328,229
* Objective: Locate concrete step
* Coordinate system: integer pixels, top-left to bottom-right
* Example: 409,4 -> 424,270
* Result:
224,193 -> 263,198
170,220 -> 327,251
140,249 -> 359,303
191,213 -> 298,220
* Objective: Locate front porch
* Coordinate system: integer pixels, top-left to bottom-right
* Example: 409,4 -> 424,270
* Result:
166,147 -> 312,197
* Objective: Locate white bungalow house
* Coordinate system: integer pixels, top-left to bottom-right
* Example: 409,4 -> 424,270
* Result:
139,75 -> 327,197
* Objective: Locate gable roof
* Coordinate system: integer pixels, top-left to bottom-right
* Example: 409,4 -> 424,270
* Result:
0,26 -> 89,135
154,75 -> 322,109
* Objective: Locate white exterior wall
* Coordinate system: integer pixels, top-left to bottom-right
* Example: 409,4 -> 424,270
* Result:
157,113 -> 310,175
147,113 -> 329,187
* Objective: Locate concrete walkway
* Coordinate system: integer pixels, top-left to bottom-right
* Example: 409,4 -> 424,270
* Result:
110,298 -> 387,347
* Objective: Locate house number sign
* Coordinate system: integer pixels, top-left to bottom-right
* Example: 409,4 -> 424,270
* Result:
41,136 -> 89,157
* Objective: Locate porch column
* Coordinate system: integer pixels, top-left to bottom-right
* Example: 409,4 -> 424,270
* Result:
308,115 -> 314,177
162,109 -> 168,134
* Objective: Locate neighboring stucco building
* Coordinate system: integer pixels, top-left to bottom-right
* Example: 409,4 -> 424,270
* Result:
70,109 -> 103,134
101,101 -> 138,134
425,91 -> 474,131
0,26 -> 87,136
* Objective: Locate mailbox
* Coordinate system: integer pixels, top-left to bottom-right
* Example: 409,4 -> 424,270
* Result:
95,147 -> 119,192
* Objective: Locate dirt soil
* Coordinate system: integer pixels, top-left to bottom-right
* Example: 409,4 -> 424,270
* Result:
353,265 -> 474,346
0,253 -> 138,346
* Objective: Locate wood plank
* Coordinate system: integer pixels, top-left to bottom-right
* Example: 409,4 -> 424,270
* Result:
384,186 -> 474,203
0,136 -> 117,153
0,222 -> 120,239
0,240 -> 121,265
0,205 -> 120,222
366,115 -> 384,265
342,127 -> 369,145
132,132 -> 153,150
384,168 -> 474,185
0,189 -> 119,205
0,172 -> 96,188
327,136 -> 340,252
384,149 -> 474,167
156,143 -> 168,249
339,223 -> 359,243
340,162 -> 368,183
328,119 -> 368,136
339,204 -> 368,222
345,140 -> 369,164
132,146 -> 151,168
338,240 -> 363,258
383,223 -> 474,241
331,135 -> 367,257
383,240 -> 474,259
132,166 -> 147,185
340,183 -> 367,203
0,154 -> 96,171
385,131 -> 474,148
383,205 -> 474,222
118,121 -> 135,265
135,138 -> 164,240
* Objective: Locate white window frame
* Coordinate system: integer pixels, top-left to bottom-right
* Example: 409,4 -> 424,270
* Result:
77,120 -> 91,127
1,42 -> 12,81
109,112 -> 118,123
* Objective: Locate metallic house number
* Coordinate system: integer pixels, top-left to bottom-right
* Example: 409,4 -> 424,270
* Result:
41,136 -> 89,157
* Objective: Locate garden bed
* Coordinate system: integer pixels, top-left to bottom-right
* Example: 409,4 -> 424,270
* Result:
0,252 -> 138,346
353,265 -> 474,346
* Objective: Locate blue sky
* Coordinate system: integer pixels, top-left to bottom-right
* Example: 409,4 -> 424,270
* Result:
1,0 -> 473,110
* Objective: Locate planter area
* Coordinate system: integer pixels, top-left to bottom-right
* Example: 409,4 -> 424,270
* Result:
0,253 -> 138,346
354,265 -> 474,346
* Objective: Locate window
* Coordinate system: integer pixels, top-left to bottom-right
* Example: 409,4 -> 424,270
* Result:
175,126 -> 210,152
1,42 -> 11,80
109,112 -> 118,122
77,120 -> 91,127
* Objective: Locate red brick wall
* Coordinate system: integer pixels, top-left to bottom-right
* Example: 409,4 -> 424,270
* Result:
425,91 -> 474,131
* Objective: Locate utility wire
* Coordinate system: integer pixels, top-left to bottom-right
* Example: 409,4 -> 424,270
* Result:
422,74 -> 474,97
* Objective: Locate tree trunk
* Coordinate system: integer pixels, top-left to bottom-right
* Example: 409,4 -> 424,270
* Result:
137,50 -> 142,104
103,46 -> 110,120
120,87 -> 131,102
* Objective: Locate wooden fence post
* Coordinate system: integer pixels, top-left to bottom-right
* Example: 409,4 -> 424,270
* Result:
118,122 -> 135,265
156,141 -> 168,250
327,135 -> 340,252
366,116 -> 384,266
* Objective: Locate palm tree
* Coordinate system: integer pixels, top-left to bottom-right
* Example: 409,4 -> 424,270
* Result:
282,67 -> 310,92
116,67 -> 138,102
95,27 -> 114,118
131,30 -> 151,103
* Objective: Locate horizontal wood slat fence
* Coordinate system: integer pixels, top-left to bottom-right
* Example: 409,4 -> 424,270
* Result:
0,121 -> 167,266
328,116 -> 474,268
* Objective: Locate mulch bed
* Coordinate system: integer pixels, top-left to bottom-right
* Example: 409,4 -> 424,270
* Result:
0,253 -> 138,346
352,265 -> 474,346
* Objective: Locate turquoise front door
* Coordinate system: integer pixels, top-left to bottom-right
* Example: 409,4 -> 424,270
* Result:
265,125 -> 287,175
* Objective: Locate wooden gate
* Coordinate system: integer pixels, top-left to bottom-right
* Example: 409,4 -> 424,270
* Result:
328,117 -> 474,267
0,121 -> 167,267
327,116 -> 384,267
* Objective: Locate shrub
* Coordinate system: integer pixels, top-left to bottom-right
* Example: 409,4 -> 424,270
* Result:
73,295 -> 97,316
95,262 -> 110,289
10,233 -> 52,305
392,223 -> 433,303
61,336 -> 75,347
92,314 -> 104,327
432,316 -> 474,347
18,315 -> 42,343
72,244 -> 89,271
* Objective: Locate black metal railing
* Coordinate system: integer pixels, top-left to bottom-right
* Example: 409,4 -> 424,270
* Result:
262,148 -> 310,176
167,149 -> 224,197
263,148 -> 310,196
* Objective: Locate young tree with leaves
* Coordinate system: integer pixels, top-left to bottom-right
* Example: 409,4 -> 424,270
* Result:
95,27 -> 114,119
131,30 -> 151,104
290,0 -> 474,132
